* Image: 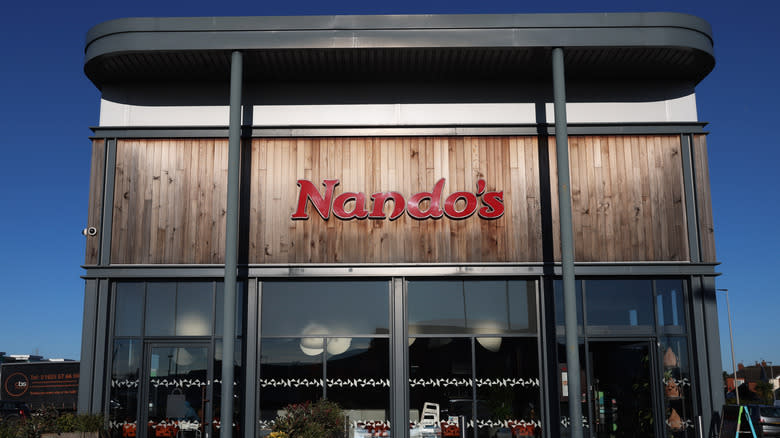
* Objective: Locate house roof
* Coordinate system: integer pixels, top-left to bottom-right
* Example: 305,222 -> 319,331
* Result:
83,12 -> 715,89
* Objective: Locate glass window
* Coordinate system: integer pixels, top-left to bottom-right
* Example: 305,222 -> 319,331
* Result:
115,283 -> 144,337
657,280 -> 686,331
261,281 -> 389,336
327,338 -> 390,435
661,337 -> 695,437
175,282 -> 213,336
258,338 -> 324,433
409,338 -> 473,436
408,280 -> 536,335
108,340 -> 141,438
145,282 -> 176,336
585,279 -> 654,331
554,279 -> 584,337
215,282 -> 244,337
475,338 -> 541,438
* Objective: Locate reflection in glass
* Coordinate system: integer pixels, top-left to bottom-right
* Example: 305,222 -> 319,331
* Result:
661,337 -> 694,437
657,280 -> 686,331
114,283 -> 144,337
215,282 -> 244,337
146,346 -> 209,438
475,338 -> 541,438
261,281 -> 389,336
409,338 -> 473,437
145,282 -> 176,336
585,280 -> 654,329
408,280 -> 536,334
327,338 -> 390,436
557,340 -> 588,438
109,340 -> 141,438
176,283 -> 213,336
259,338 -> 324,434
554,279 -> 584,336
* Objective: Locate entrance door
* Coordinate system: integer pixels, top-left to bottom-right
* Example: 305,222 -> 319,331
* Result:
587,341 -> 658,438
140,343 -> 212,438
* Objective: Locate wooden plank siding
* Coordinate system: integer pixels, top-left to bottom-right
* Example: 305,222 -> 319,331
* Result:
102,135 -> 694,264
556,135 -> 689,262
84,140 -> 105,265
110,139 -> 228,264
693,134 -> 717,262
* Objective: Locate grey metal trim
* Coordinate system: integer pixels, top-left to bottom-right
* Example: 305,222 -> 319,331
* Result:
81,262 -> 720,279
77,279 -> 98,414
390,278 -> 408,438
243,279 -> 258,438
701,276 -> 724,438
99,139 -> 117,265
681,134 -> 701,263
84,13 -> 713,64
220,50 -> 242,438
89,123 -> 709,139
90,279 -> 110,413
689,276 -> 711,438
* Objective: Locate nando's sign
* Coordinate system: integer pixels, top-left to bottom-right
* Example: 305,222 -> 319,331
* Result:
291,178 -> 504,221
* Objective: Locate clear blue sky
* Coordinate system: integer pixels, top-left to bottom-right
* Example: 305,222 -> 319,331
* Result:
0,0 -> 777,372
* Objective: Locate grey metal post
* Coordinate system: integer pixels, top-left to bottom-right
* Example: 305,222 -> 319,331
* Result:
552,47 -> 583,438
719,288 -> 739,405
221,50 -> 242,438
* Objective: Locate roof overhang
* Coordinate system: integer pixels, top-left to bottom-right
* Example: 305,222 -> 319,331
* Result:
84,12 -> 715,89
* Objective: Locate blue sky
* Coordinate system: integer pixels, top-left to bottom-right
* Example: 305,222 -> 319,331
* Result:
0,0 -> 777,372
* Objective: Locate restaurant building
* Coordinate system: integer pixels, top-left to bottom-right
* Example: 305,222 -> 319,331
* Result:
78,12 -> 723,438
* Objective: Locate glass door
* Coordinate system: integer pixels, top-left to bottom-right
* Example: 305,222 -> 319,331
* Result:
140,343 -> 212,438
587,341 -> 658,438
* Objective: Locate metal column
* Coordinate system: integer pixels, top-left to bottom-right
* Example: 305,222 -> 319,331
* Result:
552,47 -> 583,438
221,50 -> 243,438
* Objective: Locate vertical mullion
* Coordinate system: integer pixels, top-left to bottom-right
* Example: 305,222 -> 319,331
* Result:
391,277 -> 408,438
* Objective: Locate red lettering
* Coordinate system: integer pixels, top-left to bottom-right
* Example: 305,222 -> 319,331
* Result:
407,179 -> 445,219
479,191 -> 505,219
332,192 -> 370,219
291,179 -> 339,220
369,192 -> 406,220
444,192 -> 478,219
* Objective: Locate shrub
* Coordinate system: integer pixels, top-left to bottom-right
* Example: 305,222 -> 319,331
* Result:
272,399 -> 344,438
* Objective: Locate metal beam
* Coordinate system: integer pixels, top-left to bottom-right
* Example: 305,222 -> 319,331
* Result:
99,139 -> 116,265
552,47 -> 583,438
221,50 -> 242,438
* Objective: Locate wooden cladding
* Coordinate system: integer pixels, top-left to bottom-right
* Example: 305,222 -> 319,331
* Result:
111,139 -> 228,264
693,134 -> 716,262
98,134 -> 709,265
85,140 -> 105,265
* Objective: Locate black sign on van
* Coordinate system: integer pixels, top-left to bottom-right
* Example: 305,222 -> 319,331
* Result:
1,362 -> 79,410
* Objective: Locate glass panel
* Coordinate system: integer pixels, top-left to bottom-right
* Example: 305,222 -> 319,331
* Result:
585,280 -> 654,331
145,283 -> 176,336
475,338 -> 541,438
147,346 -> 209,438
215,282 -> 244,336
115,283 -> 144,337
327,338 -> 390,437
409,280 -> 536,335
258,338 -> 324,435
109,340 -> 141,438
409,338 -> 473,437
557,339 -> 588,438
261,281 -> 389,336
589,341 -> 654,438
213,339 -> 242,438
657,280 -> 686,331
661,337 -> 695,437
554,280 -> 584,337
175,283 -> 213,336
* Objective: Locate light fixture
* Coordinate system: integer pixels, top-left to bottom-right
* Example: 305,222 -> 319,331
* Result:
326,338 -> 352,355
476,337 -> 502,352
300,337 -> 324,356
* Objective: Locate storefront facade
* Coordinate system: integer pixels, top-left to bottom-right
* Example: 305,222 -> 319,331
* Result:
79,13 -> 723,438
